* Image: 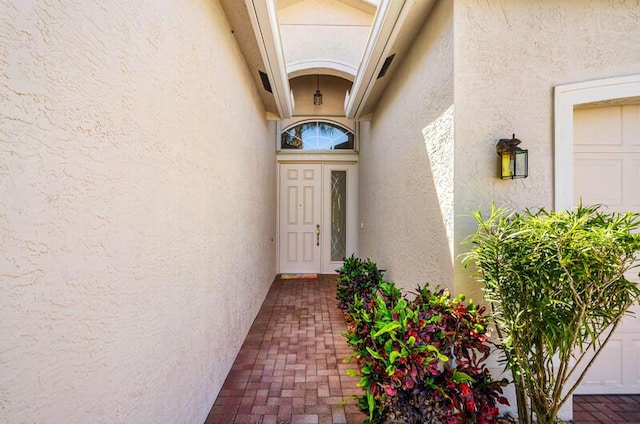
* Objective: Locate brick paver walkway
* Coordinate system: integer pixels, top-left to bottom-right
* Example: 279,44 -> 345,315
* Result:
574,395 -> 640,423
205,274 -> 639,424
205,275 -> 366,424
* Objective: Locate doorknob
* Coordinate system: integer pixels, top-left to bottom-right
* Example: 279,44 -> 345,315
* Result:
316,224 -> 320,246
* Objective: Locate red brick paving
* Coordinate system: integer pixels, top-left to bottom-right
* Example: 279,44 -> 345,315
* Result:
205,275 -> 366,424
574,395 -> 640,424
204,274 -> 640,424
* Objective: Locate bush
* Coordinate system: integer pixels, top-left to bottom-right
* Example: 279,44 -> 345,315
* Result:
464,204 -> 640,424
412,285 -> 508,424
343,277 -> 508,424
336,255 -> 384,314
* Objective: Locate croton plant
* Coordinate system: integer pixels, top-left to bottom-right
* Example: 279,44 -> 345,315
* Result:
337,259 -> 508,424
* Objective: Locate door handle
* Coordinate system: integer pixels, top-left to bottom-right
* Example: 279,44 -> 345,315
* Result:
316,224 -> 320,246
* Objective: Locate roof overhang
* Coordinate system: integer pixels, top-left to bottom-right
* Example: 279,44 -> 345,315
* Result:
278,0 -> 378,15
345,0 -> 437,119
221,0 -> 436,121
287,60 -> 357,81
219,0 -> 293,120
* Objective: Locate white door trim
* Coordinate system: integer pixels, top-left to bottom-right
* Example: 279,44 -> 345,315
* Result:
554,74 -> 640,210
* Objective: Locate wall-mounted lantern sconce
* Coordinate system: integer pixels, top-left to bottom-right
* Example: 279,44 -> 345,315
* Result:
496,134 -> 528,179
313,74 -> 323,106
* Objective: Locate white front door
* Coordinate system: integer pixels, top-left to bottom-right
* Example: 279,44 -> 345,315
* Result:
573,103 -> 640,394
279,163 -> 322,273
278,163 -> 357,274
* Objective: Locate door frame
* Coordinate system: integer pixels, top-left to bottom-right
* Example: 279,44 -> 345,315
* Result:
276,154 -> 358,274
554,74 -> 640,210
553,75 -> 640,407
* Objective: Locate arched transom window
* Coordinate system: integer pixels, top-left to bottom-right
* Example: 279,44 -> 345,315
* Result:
281,121 -> 354,150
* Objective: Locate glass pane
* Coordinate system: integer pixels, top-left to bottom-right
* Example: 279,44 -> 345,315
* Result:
331,171 -> 347,261
281,122 -> 354,150
515,150 -> 528,178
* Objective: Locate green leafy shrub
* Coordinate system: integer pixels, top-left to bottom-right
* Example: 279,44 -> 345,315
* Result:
464,204 -> 640,424
344,280 -> 508,424
336,255 -> 384,314
412,285 -> 508,424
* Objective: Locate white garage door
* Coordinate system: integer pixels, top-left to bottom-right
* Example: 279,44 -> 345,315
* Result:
573,103 -> 640,394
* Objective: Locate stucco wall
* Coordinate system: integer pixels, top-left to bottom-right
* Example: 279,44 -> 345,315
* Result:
0,1 -> 276,423
358,0 -> 454,292
452,0 -> 640,301
278,0 -> 373,76
289,75 -> 353,118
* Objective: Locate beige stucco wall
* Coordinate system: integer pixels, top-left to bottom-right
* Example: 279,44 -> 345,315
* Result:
0,1 -> 276,423
359,0 -> 640,300
289,75 -> 353,117
358,0 -> 454,292
452,0 -> 640,301
278,0 -> 373,76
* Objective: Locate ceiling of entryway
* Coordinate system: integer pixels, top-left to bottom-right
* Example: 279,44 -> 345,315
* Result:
218,0 -> 436,120
277,0 -> 379,14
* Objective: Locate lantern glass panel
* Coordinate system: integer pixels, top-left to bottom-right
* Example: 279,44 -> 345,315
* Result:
515,149 -> 528,178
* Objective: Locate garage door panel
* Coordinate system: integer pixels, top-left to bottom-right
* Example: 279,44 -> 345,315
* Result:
618,304 -> 640,332
629,159 -> 640,207
579,339 -> 624,392
623,105 -> 640,147
574,157 -> 622,205
631,339 -> 640,390
574,106 -> 622,147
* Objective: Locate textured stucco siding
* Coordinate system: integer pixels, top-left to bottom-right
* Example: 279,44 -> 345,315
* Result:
452,4 -> 640,417
289,75 -> 353,118
278,0 -> 373,76
0,1 -> 276,423
358,0 -> 454,292
452,0 -> 640,301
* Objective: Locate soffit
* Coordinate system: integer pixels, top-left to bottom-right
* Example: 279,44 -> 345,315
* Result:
277,0 -> 377,15
219,0 -> 293,119
345,0 -> 437,119
219,0 -> 437,120
277,0 -> 374,81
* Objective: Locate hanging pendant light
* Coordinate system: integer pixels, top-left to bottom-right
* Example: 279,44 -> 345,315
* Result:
313,74 -> 323,106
